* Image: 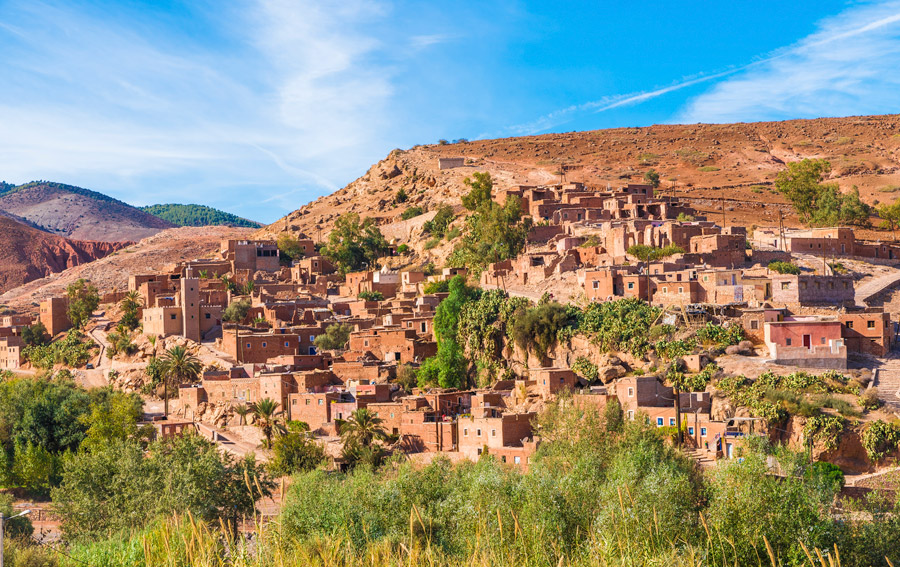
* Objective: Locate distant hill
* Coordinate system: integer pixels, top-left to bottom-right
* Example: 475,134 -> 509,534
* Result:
140,204 -> 262,228
0,216 -> 128,295
0,181 -> 175,242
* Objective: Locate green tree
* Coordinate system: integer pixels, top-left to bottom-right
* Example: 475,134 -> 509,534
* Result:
252,398 -> 286,448
66,279 -> 100,329
395,363 -> 418,393
340,408 -> 387,447
269,424 -> 325,476
422,205 -> 455,237
321,213 -> 389,274
418,276 -> 476,389
20,321 -> 50,346
118,290 -> 142,331
160,346 -> 202,417
876,198 -> 900,240
448,173 -> 531,275
79,391 -> 145,452
357,290 -> 384,301
233,403 -> 251,426
314,323 -> 351,351
768,260 -> 801,275
777,159 -> 871,226
643,168 -> 660,189
277,233 -> 305,265
222,298 -> 251,323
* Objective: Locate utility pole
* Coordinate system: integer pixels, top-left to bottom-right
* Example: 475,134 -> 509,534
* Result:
0,510 -> 30,567
674,385 -> 683,447
721,196 -> 726,229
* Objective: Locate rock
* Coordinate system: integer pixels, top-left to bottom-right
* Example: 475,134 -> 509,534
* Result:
725,345 -> 741,355
598,365 -> 627,384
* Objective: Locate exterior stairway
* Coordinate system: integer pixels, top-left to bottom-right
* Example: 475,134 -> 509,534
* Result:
682,447 -> 717,468
874,355 -> 900,413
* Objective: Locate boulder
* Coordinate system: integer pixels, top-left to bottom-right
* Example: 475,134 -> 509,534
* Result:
598,365 -> 627,384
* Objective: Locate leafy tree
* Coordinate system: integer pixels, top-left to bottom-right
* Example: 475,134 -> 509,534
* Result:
252,398 -> 286,448
314,323 -> 351,351
66,279 -> 100,329
643,168 -> 660,189
321,213 -> 389,274
448,173 -> 530,275
603,398 -> 624,433
418,276 -> 476,389
507,302 -> 572,357
269,424 -> 325,476
768,260 -> 801,275
394,188 -> 408,203
119,290 -> 142,331
358,290 -> 384,301
52,433 -> 272,540
79,391 -> 145,452
422,205 -> 455,237
876,198 -> 900,239
277,233 -> 306,265
222,298 -> 251,323
0,493 -> 33,538
776,159 -> 871,226
423,280 -> 450,294
395,363 -> 418,393
160,346 -> 201,417
20,321 -> 50,347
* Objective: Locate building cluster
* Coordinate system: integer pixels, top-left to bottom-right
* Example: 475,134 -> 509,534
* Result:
3,176 -> 898,468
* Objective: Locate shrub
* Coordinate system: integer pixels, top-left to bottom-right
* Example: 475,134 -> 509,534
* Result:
422,206 -> 455,238
401,206 -> 424,220
358,290 -> 384,302
424,237 -> 441,250
768,260 -> 801,275
861,420 -> 900,461
314,323 -> 351,351
394,188 -> 408,204
571,357 -> 598,382
423,280 -> 450,294
696,322 -> 744,347
507,302 -> 572,357
222,298 -> 251,323
858,388 -> 882,411
397,244 -> 410,254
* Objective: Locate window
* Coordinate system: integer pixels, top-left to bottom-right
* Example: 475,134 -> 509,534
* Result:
246,343 -> 251,349
309,335 -> 315,342
501,456 -> 507,463
421,322 -> 427,332
592,281 -> 599,289
262,342 -> 267,348
285,341 -> 290,347
821,337 -> 826,344
656,417 -> 664,426
701,427 -> 707,436
491,429 -> 496,437
476,429 -> 482,436
205,313 -> 211,319
847,321 -> 853,329
786,338 -> 792,346
688,427 -> 695,436
513,456 -> 521,464
627,282 -> 634,290
305,399 -> 310,405
868,320 -> 876,329
170,314 -> 177,320
678,286 -> 684,293
627,410 -> 635,420
627,387 -> 634,398
318,399 -> 323,405
663,288 -> 668,294
781,282 -> 790,290
750,319 -> 759,330
669,418 -> 676,426
463,428 -> 468,437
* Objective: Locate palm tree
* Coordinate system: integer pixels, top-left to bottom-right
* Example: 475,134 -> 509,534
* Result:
120,290 -> 142,312
252,397 -> 286,448
340,408 -> 387,447
233,403 -> 251,426
160,346 -> 202,417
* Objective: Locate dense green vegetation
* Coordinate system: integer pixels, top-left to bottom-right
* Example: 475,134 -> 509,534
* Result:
140,203 -> 262,227
43,396 -> 900,567
776,159 -> 871,226
23,330 -> 96,369
447,172 -> 531,275
768,260 -> 802,275
66,278 -> 99,329
277,233 -> 306,264
313,323 -> 351,351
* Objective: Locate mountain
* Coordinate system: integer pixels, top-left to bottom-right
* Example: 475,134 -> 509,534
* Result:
256,114 -> 900,246
0,216 -> 129,295
140,204 -> 262,228
0,181 -> 175,242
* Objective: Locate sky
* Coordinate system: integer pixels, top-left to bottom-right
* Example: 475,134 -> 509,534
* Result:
2,0 -> 900,224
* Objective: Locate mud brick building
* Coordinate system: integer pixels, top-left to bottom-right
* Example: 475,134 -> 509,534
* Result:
39,296 -> 70,336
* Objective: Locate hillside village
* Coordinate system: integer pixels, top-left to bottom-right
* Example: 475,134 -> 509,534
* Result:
3,158 -> 900,483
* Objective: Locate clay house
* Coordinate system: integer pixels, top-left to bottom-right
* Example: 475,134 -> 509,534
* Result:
221,239 -> 281,273
39,296 -> 70,336
347,327 -> 436,364
403,315 -> 434,340
652,279 -> 704,306
340,270 -> 399,299
0,336 -> 25,370
688,233 -> 747,267
738,307 -> 788,342
0,315 -> 33,328
331,359 -> 396,384
529,368 -> 578,399
400,271 -> 426,294
458,410 -> 538,470
142,278 -> 223,342
770,274 -> 854,306
396,397 -> 457,453
287,391 -> 342,433
763,316 -> 847,369
839,311 -> 894,356
220,328 -> 300,363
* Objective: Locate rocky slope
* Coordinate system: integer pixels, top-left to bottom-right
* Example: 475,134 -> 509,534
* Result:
0,216 -> 129,296
0,225 -> 255,310
257,114 -> 900,247
0,181 -> 175,242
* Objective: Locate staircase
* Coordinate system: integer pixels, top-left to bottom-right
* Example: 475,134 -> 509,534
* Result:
682,447 -> 717,468
855,271 -> 900,307
874,357 -> 900,413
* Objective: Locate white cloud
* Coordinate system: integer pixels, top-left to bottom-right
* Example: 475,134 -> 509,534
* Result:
676,1 -> 900,123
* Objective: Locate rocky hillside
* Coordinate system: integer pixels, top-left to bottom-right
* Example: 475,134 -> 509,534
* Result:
0,181 -> 175,242
0,225 -> 255,310
0,216 -> 129,295
257,114 -> 900,247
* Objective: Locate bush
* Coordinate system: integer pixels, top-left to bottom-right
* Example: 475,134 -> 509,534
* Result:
222,298 -> 251,323
358,290 -> 384,302
571,356 -> 598,382
397,244 -> 410,254
423,280 -> 450,294
401,206 -> 424,220
269,430 -> 326,477
23,330 -> 96,369
768,260 -> 801,275
507,302 -> 572,357
696,322 -> 744,347
314,323 -> 352,351
859,388 -> 882,411
422,206 -> 455,238
861,420 -> 900,461
394,188 -> 408,204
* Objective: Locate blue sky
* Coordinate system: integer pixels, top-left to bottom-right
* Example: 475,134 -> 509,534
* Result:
1,0 -> 899,224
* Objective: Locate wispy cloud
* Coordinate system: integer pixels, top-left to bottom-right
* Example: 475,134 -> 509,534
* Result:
676,1 -> 900,123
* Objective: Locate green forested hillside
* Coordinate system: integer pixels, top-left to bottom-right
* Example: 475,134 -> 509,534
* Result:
140,204 -> 262,228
